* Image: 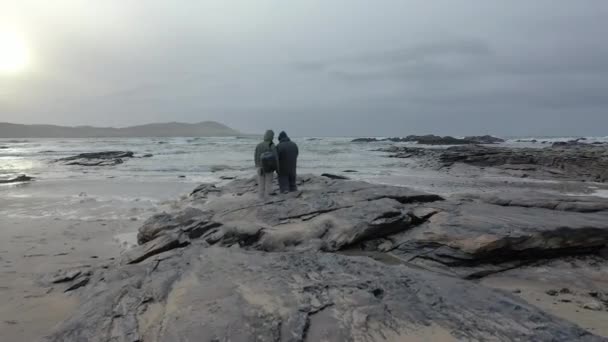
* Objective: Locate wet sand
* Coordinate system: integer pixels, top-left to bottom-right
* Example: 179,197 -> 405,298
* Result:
482,273 -> 608,337
0,217 -> 138,341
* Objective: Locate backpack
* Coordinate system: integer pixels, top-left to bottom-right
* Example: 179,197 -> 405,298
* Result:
261,151 -> 277,173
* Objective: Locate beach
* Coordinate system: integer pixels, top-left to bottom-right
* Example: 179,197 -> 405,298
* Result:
2,136 -> 608,341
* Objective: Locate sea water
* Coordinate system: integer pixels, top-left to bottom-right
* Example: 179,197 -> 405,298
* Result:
1,136 -> 607,220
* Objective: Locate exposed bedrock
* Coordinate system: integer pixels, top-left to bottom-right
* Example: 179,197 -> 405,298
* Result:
44,176 -> 608,341
54,151 -> 135,166
381,144 -> 608,182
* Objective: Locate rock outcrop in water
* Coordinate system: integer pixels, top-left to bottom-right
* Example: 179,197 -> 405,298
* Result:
44,176 -> 608,341
0,175 -> 34,184
464,135 -> 506,144
352,135 -> 504,145
55,151 -> 135,166
383,144 -> 608,182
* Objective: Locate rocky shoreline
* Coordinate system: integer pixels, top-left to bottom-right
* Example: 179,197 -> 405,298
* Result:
352,134 -> 505,145
381,143 -> 608,183
43,173 -> 608,341
54,151 -> 137,167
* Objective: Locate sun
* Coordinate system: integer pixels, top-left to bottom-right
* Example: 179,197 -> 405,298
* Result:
0,30 -> 30,74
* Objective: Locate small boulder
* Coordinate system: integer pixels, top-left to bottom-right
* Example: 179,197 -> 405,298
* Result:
582,301 -> 603,311
321,173 -> 349,180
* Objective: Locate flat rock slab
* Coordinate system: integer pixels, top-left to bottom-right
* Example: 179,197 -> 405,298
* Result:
0,175 -> 34,184
43,247 -> 604,342
382,144 -> 608,182
134,176 -> 445,260
389,200 -> 608,279
55,151 -> 135,167
129,176 -> 608,280
43,176 -> 608,341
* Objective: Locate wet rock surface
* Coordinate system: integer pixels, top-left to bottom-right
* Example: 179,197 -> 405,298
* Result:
55,151 -> 135,166
44,176 -> 608,341
43,248 -> 602,342
464,135 -> 506,144
351,135 -> 504,145
0,175 -> 34,184
382,144 -> 608,182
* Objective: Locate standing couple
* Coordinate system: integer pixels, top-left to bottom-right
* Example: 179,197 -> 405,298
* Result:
254,130 -> 299,199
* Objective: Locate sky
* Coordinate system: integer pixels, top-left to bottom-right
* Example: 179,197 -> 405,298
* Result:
0,0 -> 607,136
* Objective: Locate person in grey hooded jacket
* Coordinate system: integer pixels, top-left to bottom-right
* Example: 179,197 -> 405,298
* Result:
276,131 -> 299,193
254,130 -> 279,199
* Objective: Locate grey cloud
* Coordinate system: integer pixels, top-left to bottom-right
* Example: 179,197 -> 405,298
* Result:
2,1 -> 608,136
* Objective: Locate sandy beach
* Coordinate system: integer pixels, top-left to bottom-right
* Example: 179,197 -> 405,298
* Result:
0,180 -> 197,341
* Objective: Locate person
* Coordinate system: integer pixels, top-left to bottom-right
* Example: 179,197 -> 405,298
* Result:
254,130 -> 279,199
276,131 -> 299,193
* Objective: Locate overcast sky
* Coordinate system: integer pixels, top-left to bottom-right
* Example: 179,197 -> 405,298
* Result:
1,1 -> 607,136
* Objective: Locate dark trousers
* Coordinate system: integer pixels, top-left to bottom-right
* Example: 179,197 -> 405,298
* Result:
278,172 -> 297,193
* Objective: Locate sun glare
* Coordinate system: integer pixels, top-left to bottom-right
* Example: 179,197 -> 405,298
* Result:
0,30 -> 30,74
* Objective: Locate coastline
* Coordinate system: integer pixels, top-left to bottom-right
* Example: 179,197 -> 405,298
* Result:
1,139 -> 608,340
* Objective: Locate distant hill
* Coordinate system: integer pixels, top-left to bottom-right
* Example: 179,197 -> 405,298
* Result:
0,121 -> 242,138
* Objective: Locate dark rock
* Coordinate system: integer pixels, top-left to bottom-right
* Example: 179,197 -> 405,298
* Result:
178,175 -> 186,178
47,269 -> 82,284
141,154 -> 153,158
352,135 -> 497,145
464,135 -> 505,144
560,288 -> 572,294
137,208 -> 212,244
384,137 -> 411,142
382,144 -> 608,182
342,170 -> 358,173
122,233 -> 189,265
546,290 -> 559,296
321,173 -> 349,180
189,183 -> 221,199
480,192 -> 608,213
405,135 -> 476,145
55,151 -> 135,167
0,175 -> 34,184
389,197 -> 608,279
45,248 -> 602,342
220,176 -> 236,180
64,277 -> 90,292
351,137 -> 380,143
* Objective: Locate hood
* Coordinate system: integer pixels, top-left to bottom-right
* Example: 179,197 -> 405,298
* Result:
278,131 -> 290,142
263,130 -> 274,142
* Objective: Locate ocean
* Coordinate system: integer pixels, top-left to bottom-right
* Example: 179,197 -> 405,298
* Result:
2,135 -> 608,222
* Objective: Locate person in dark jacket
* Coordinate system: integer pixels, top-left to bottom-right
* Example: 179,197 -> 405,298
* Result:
276,131 -> 299,193
254,130 -> 279,199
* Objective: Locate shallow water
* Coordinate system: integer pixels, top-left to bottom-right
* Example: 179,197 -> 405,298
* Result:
1,136 -> 607,220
